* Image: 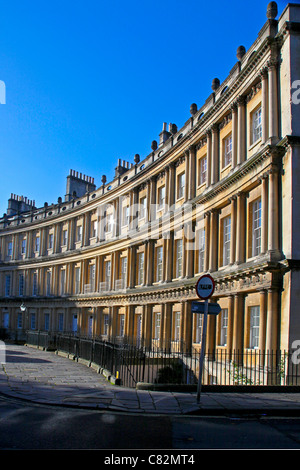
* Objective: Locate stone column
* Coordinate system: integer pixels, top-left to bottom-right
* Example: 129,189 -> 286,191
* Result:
268,60 -> 278,140
184,150 -> 189,202
211,124 -> 219,185
260,68 -> 269,143
209,209 -> 218,272
204,212 -> 210,272
229,196 -> 237,264
268,167 -> 279,254
259,290 -> 267,362
237,95 -> 246,164
236,192 -> 247,264
206,130 -> 212,188
260,174 -> 269,254
188,145 -> 196,200
231,102 -> 238,167
227,295 -> 234,354
232,293 -> 244,354
266,288 -> 279,352
183,300 -> 193,353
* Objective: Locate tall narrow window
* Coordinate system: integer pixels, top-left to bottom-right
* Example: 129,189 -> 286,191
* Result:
105,261 -> 111,290
177,172 -> 185,200
35,236 -> 40,253
77,225 -> 82,242
222,216 -> 231,266
252,107 -> 262,143
119,315 -> 125,337
224,135 -> 232,167
198,228 -> 205,273
158,186 -> 165,210
103,314 -> 109,335
19,273 -> 24,296
121,257 -> 127,289
175,239 -> 183,278
7,241 -> 13,257
137,252 -> 144,285
173,312 -> 181,342
44,313 -> 50,331
154,313 -> 161,340
249,306 -> 260,349
31,313 -> 36,330
195,314 -> 203,344
21,238 -> 26,255
75,267 -> 81,294
219,308 -> 228,346
252,199 -> 261,256
156,246 -> 163,282
139,197 -> 147,220
199,156 -> 207,185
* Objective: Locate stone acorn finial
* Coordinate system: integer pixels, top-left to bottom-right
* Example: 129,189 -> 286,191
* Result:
267,1 -> 278,19
151,140 -> 158,151
212,78 -> 220,91
101,175 -> 107,185
134,154 -> 140,164
236,45 -> 246,61
190,103 -> 197,115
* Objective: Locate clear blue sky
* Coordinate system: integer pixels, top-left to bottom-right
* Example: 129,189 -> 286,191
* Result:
0,0 -> 288,216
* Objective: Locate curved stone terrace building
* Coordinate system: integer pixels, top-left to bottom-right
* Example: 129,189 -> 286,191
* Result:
1,2 -> 300,358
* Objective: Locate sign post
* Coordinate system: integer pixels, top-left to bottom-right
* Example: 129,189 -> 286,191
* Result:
195,274 -> 215,403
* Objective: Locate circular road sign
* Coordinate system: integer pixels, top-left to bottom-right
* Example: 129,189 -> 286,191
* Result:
195,274 -> 215,300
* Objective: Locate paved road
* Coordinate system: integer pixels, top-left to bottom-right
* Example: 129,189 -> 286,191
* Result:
2,343 -> 300,416
1,344 -> 300,450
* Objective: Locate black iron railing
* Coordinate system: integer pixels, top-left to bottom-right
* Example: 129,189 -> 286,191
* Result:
23,331 -> 300,388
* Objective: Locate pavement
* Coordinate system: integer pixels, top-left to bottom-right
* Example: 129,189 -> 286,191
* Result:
1,343 -> 300,416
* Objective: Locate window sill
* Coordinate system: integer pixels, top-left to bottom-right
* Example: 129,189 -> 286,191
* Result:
249,138 -> 262,151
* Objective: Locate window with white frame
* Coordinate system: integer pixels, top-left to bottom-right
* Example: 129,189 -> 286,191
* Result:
252,107 -> 262,143
219,308 -> 228,346
158,186 -> 165,210
198,228 -> 205,273
76,225 -> 82,242
175,239 -> 183,278
7,241 -> 13,257
173,312 -> 181,342
103,314 -> 109,335
177,172 -> 185,200
62,229 -> 68,246
222,216 -> 231,266
249,306 -> 260,349
154,313 -> 161,340
21,238 -> 26,255
224,134 -> 232,167
105,261 -> 111,289
106,212 -> 114,233
19,273 -> 24,296
48,233 -> 54,250
195,314 -> 203,344
122,205 -> 130,226
252,199 -> 261,256
199,156 -> 207,185
35,235 -> 40,253
119,315 -> 125,337
137,252 -> 144,285
156,246 -> 163,282
139,197 -> 147,219
74,267 -> 81,294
